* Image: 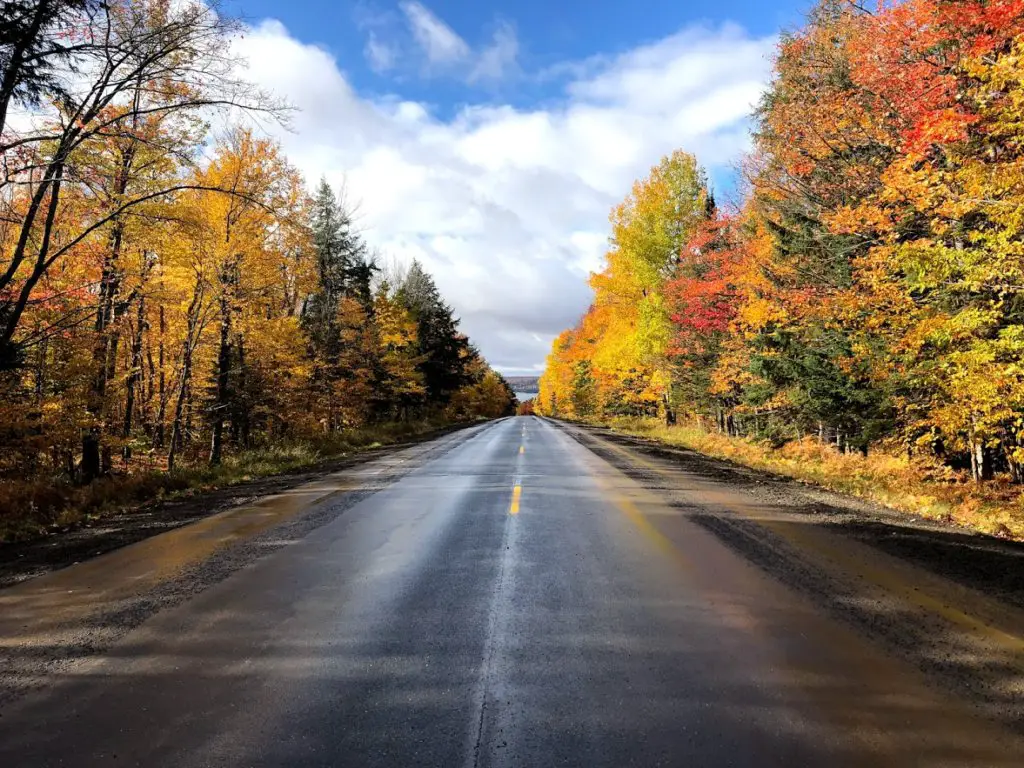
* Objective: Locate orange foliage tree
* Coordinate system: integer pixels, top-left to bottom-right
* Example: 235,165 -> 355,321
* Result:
541,0 -> 1024,481
0,0 -> 514,506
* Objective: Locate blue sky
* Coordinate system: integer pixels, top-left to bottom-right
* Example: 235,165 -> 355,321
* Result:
225,0 -> 810,374
228,1 -> 806,70
227,0 -> 807,123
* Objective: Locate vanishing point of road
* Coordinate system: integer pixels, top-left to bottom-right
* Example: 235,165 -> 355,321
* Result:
2,417 -> 1024,766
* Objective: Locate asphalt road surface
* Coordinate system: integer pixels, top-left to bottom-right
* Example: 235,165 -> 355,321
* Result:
1,417 -> 1023,766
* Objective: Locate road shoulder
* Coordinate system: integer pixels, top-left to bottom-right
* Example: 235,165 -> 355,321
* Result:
0,423 -> 481,590
555,419 -> 1024,733
0,422 -> 494,706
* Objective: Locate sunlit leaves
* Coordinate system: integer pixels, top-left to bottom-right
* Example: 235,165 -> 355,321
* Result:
542,0 -> 1024,480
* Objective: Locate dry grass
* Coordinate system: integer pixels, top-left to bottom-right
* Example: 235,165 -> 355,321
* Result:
599,417 -> 1024,541
0,419 -> 472,544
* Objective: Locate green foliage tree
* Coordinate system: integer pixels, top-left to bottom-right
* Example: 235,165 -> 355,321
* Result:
398,260 -> 473,408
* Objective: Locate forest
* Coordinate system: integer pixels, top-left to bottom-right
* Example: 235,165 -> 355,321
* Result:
0,0 -> 515,537
539,0 -> 1024,492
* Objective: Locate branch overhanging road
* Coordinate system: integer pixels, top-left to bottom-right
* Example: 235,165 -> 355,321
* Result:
1,416 -> 1023,766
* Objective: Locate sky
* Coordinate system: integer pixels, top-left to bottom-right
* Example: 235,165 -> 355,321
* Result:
222,0 -> 810,375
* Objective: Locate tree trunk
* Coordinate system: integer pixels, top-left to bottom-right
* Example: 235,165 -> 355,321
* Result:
80,434 -> 101,482
122,294 -> 146,463
143,345 -> 155,439
83,190 -> 132,478
167,282 -> 204,472
82,231 -> 123,482
0,156 -> 66,360
969,415 -> 993,482
663,392 -> 676,426
1007,455 -> 1023,484
234,333 -> 251,448
27,336 -> 48,474
167,365 -> 191,473
971,439 -> 993,482
156,303 -> 167,449
1005,429 -> 1024,484
209,268 -> 235,466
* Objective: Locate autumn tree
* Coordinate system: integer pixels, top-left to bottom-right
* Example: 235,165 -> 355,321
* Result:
542,0 -> 1024,481
0,1 -> 279,371
539,151 -> 713,423
370,282 -> 425,420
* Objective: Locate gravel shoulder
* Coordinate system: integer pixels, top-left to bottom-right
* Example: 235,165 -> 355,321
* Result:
0,421 -> 493,706
0,423 -> 478,590
564,421 -> 1024,607
558,420 -> 1024,733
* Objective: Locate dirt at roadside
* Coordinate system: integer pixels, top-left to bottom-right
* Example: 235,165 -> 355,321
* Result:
567,422 -> 1024,609
0,424 -> 475,590
560,420 -> 1024,734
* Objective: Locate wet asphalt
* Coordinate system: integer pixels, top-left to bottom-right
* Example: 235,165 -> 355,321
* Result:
0,416 -> 1021,767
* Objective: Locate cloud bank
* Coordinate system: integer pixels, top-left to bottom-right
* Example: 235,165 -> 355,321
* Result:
234,13 -> 774,374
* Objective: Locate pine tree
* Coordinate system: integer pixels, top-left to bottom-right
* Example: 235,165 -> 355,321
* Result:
304,178 -> 370,349
397,261 -> 472,408
302,178 -> 377,430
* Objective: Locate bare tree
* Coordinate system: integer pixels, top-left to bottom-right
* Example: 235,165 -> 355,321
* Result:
0,0 -> 286,371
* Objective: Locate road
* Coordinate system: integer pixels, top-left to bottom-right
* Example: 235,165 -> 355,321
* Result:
1,416 -> 1023,766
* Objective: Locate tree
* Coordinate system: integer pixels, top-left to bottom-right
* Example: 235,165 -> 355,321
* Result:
398,260 -> 472,408
371,282 -> 425,420
302,178 -> 377,432
190,130 -> 300,465
0,0 -> 280,372
0,0 -> 96,137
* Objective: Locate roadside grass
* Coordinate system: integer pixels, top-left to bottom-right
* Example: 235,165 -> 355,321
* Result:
0,419 -> 475,544
594,417 -> 1024,541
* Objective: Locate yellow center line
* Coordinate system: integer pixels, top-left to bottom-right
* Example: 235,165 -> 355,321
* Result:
509,484 -> 522,515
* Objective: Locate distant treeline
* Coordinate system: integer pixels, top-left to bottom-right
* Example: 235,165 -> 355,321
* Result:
507,377 -> 541,392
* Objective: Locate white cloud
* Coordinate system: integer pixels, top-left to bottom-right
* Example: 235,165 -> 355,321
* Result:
235,19 -> 774,374
363,3 -> 519,84
400,1 -> 470,65
364,32 -> 398,73
470,21 -> 519,83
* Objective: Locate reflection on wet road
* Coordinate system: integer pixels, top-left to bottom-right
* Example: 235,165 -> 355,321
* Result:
0,416 -> 1022,766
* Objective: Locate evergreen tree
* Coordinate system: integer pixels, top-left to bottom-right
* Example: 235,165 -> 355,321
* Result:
397,261 -> 472,407
0,0 -> 96,137
571,360 -> 597,418
301,179 -> 378,428
304,178 -> 371,348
